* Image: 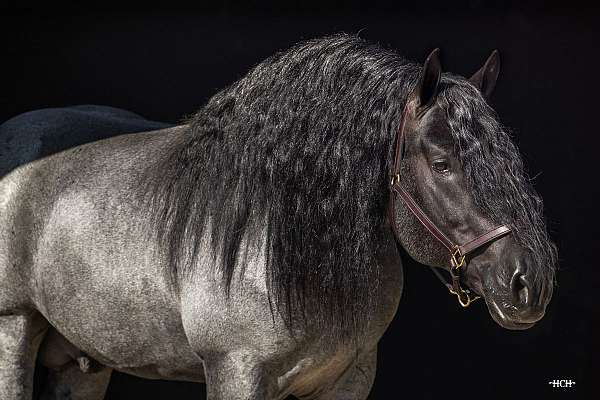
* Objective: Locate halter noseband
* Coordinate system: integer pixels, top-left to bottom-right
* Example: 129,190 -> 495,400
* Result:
388,99 -> 511,307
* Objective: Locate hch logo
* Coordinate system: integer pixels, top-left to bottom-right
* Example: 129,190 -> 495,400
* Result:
548,379 -> 576,388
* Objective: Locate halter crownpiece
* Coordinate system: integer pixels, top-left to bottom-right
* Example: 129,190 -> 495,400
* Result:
388,99 -> 512,307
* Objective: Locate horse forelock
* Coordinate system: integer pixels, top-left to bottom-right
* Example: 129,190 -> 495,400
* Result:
437,76 -> 557,285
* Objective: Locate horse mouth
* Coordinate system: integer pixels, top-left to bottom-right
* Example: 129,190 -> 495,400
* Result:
486,298 -> 540,330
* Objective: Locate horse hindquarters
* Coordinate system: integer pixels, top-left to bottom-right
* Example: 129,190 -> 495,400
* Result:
0,311 -> 47,400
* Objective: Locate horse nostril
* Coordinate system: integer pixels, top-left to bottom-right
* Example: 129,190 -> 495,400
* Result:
511,271 -> 530,306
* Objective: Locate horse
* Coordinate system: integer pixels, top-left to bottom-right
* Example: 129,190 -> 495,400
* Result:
0,34 -> 557,400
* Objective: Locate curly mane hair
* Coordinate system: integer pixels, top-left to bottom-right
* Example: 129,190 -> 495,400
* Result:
144,33 -> 556,340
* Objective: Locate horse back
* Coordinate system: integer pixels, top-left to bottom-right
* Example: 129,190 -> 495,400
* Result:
0,105 -> 172,177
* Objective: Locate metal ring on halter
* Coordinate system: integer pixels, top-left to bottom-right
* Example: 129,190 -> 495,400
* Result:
449,286 -> 480,308
449,246 -> 480,307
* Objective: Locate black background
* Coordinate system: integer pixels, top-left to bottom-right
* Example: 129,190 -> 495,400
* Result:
1,2 -> 598,399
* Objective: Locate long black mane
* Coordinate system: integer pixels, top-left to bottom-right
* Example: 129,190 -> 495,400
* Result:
144,34 -> 555,339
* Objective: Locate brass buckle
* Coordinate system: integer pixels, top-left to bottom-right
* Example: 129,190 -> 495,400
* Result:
450,246 -> 465,269
390,174 -> 400,186
448,246 -> 479,307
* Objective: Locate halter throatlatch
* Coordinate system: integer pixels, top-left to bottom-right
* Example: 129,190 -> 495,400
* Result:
388,99 -> 511,308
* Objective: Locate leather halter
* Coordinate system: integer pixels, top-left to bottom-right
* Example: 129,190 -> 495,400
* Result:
389,99 -> 511,307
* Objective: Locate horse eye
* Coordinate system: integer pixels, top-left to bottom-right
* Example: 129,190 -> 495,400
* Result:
432,160 -> 449,173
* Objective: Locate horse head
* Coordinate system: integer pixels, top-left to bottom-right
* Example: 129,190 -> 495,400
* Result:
390,49 -> 557,330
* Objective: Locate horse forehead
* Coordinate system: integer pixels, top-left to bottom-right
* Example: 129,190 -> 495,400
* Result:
414,105 -> 453,145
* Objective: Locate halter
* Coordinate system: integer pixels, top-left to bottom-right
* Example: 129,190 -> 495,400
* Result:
389,99 -> 511,307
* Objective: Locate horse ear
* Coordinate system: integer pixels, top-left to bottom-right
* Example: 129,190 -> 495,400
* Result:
469,50 -> 500,99
417,48 -> 442,109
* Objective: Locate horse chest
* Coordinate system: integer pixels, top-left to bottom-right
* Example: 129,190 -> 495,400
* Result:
179,235 -> 403,394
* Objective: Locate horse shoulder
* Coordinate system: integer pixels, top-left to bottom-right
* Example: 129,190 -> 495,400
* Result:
177,230 -> 402,397
0,127 -> 206,375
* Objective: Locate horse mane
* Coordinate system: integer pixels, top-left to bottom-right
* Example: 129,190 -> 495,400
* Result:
144,34 -> 418,340
143,33 -> 556,340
